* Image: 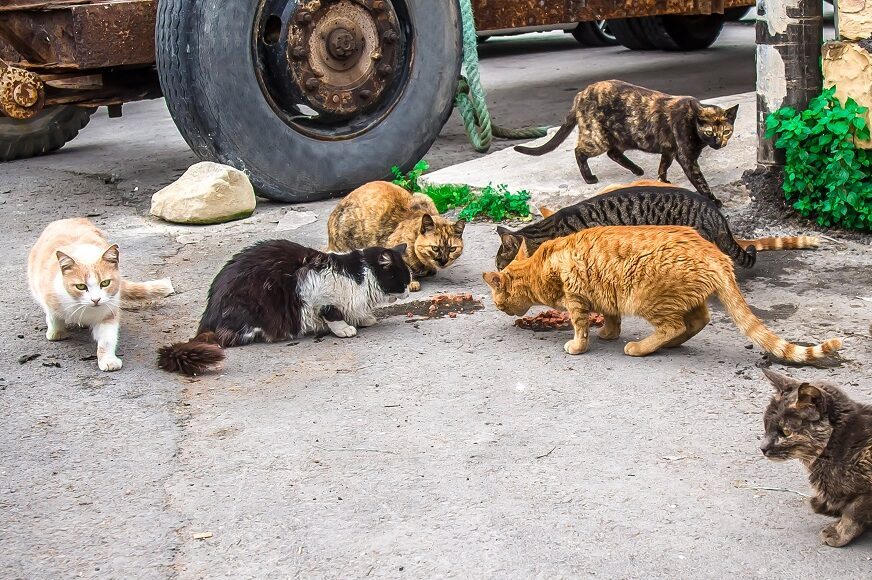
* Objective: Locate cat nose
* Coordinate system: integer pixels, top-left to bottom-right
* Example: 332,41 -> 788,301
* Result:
91,297 -> 101,306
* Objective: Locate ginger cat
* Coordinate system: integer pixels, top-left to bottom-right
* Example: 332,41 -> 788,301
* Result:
28,218 -> 174,371
483,226 -> 841,363
327,181 -> 465,291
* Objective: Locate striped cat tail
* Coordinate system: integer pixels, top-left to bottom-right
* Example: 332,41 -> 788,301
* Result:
157,331 -> 225,376
120,278 -> 175,307
716,273 -> 842,363
735,236 -> 820,251
722,237 -> 757,268
514,115 -> 575,156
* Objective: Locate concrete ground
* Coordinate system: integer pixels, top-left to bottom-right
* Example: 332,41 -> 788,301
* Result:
2,23 -> 872,579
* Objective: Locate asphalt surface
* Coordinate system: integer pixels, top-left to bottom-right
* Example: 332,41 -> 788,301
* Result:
3,23 -> 872,579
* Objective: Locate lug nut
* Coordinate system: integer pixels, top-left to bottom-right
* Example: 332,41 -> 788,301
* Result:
296,11 -> 312,25
305,78 -> 321,91
12,83 -> 39,108
377,64 -> 393,77
372,1 -> 387,11
382,30 -> 398,44
292,46 -> 308,60
359,90 -> 372,100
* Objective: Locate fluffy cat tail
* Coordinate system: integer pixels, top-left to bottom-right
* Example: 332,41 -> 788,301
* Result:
157,331 -> 225,376
514,115 -> 575,156
121,279 -> 175,306
716,274 -> 842,363
735,236 -> 820,251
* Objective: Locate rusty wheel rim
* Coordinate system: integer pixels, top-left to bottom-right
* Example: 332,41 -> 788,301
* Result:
254,0 -> 410,139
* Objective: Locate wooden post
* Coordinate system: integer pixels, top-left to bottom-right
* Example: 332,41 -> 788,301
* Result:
756,0 -> 823,166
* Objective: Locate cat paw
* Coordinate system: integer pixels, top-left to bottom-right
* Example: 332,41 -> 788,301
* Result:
598,328 -> 621,341
583,176 -> 599,185
98,355 -> 123,372
409,280 -> 421,292
563,339 -> 589,355
358,315 -> 378,327
820,523 -> 852,548
624,342 -> 650,357
46,328 -> 69,341
328,321 -> 358,338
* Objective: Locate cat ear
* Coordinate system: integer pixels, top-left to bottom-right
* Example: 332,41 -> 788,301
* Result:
452,220 -> 466,235
516,239 -> 530,260
790,384 -> 826,420
761,367 -> 805,395
497,227 -> 521,250
724,104 -> 739,124
101,244 -> 120,265
482,271 -> 503,290
538,206 -> 555,218
56,251 -> 76,273
391,243 -> 408,256
379,248 -> 399,268
420,214 -> 435,234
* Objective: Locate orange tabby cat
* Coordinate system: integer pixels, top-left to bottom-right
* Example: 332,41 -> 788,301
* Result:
28,218 -> 175,371
483,225 -> 841,363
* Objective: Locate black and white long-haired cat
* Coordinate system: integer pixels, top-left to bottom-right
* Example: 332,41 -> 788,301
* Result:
158,240 -> 411,375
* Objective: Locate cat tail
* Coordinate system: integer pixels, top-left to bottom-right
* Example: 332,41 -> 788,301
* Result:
514,114 -> 575,156
121,279 -> 175,307
157,331 -> 225,376
735,236 -> 820,251
716,274 -> 842,363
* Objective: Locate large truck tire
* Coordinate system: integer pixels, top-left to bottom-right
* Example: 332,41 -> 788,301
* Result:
609,14 -> 725,52
0,106 -> 94,162
156,0 -> 462,202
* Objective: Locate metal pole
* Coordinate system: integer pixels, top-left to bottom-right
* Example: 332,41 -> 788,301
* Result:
756,0 -> 824,166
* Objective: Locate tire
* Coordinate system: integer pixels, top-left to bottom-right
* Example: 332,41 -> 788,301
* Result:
477,35 -> 490,44
156,0 -> 462,202
643,14 -> 726,51
571,21 -> 619,47
606,18 -> 656,50
0,106 -> 94,162
724,6 -> 753,21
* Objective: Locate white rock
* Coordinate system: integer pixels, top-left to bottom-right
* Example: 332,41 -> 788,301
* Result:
150,162 -> 256,224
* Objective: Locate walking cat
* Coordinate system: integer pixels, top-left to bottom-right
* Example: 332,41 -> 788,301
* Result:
158,240 -> 410,376
28,218 -> 175,371
761,368 -> 872,547
327,181 -> 465,292
495,182 -> 819,270
514,80 -> 738,205
483,226 -> 841,363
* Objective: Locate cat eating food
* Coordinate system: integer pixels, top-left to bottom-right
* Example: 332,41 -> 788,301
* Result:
760,368 -> 872,547
483,226 -> 841,363
157,240 -> 411,376
514,80 -> 738,205
28,218 -> 175,371
327,181 -> 465,292
495,181 -> 819,270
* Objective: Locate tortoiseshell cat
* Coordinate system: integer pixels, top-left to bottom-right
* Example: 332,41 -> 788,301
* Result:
514,80 -> 738,205
483,226 -> 841,363
327,181 -> 465,292
495,181 -> 819,270
761,368 -> 872,547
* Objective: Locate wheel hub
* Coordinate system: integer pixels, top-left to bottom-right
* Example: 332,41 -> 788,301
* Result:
256,0 -> 404,121
0,58 -> 45,120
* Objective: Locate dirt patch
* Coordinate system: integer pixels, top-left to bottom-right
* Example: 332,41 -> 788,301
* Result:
377,293 -> 484,321
514,310 -> 605,332
733,167 -> 872,244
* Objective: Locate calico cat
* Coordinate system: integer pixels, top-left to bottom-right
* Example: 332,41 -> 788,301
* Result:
495,182 -> 819,270
28,218 -> 175,371
514,80 -> 738,205
483,226 -> 841,363
158,240 -> 410,376
327,181 -> 465,292
761,368 -> 872,547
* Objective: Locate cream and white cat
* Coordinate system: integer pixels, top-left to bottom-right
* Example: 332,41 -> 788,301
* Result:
28,218 -> 175,371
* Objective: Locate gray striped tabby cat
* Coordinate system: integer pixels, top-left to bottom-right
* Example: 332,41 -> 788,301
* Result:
495,181 -> 819,270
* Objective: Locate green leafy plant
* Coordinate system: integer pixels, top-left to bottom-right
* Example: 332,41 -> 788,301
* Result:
392,159 -> 531,222
457,183 -> 531,222
422,183 -> 473,213
391,159 -> 429,193
765,86 -> 872,231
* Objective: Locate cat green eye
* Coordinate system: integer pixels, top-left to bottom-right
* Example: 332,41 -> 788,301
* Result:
100,280 -> 111,288
450,246 -> 459,252
430,246 -> 441,252
75,284 -> 87,291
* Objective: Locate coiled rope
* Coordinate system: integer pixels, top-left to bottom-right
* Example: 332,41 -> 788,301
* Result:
454,0 -> 549,153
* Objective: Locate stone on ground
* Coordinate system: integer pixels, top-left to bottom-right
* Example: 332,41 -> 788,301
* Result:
150,162 -> 256,225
